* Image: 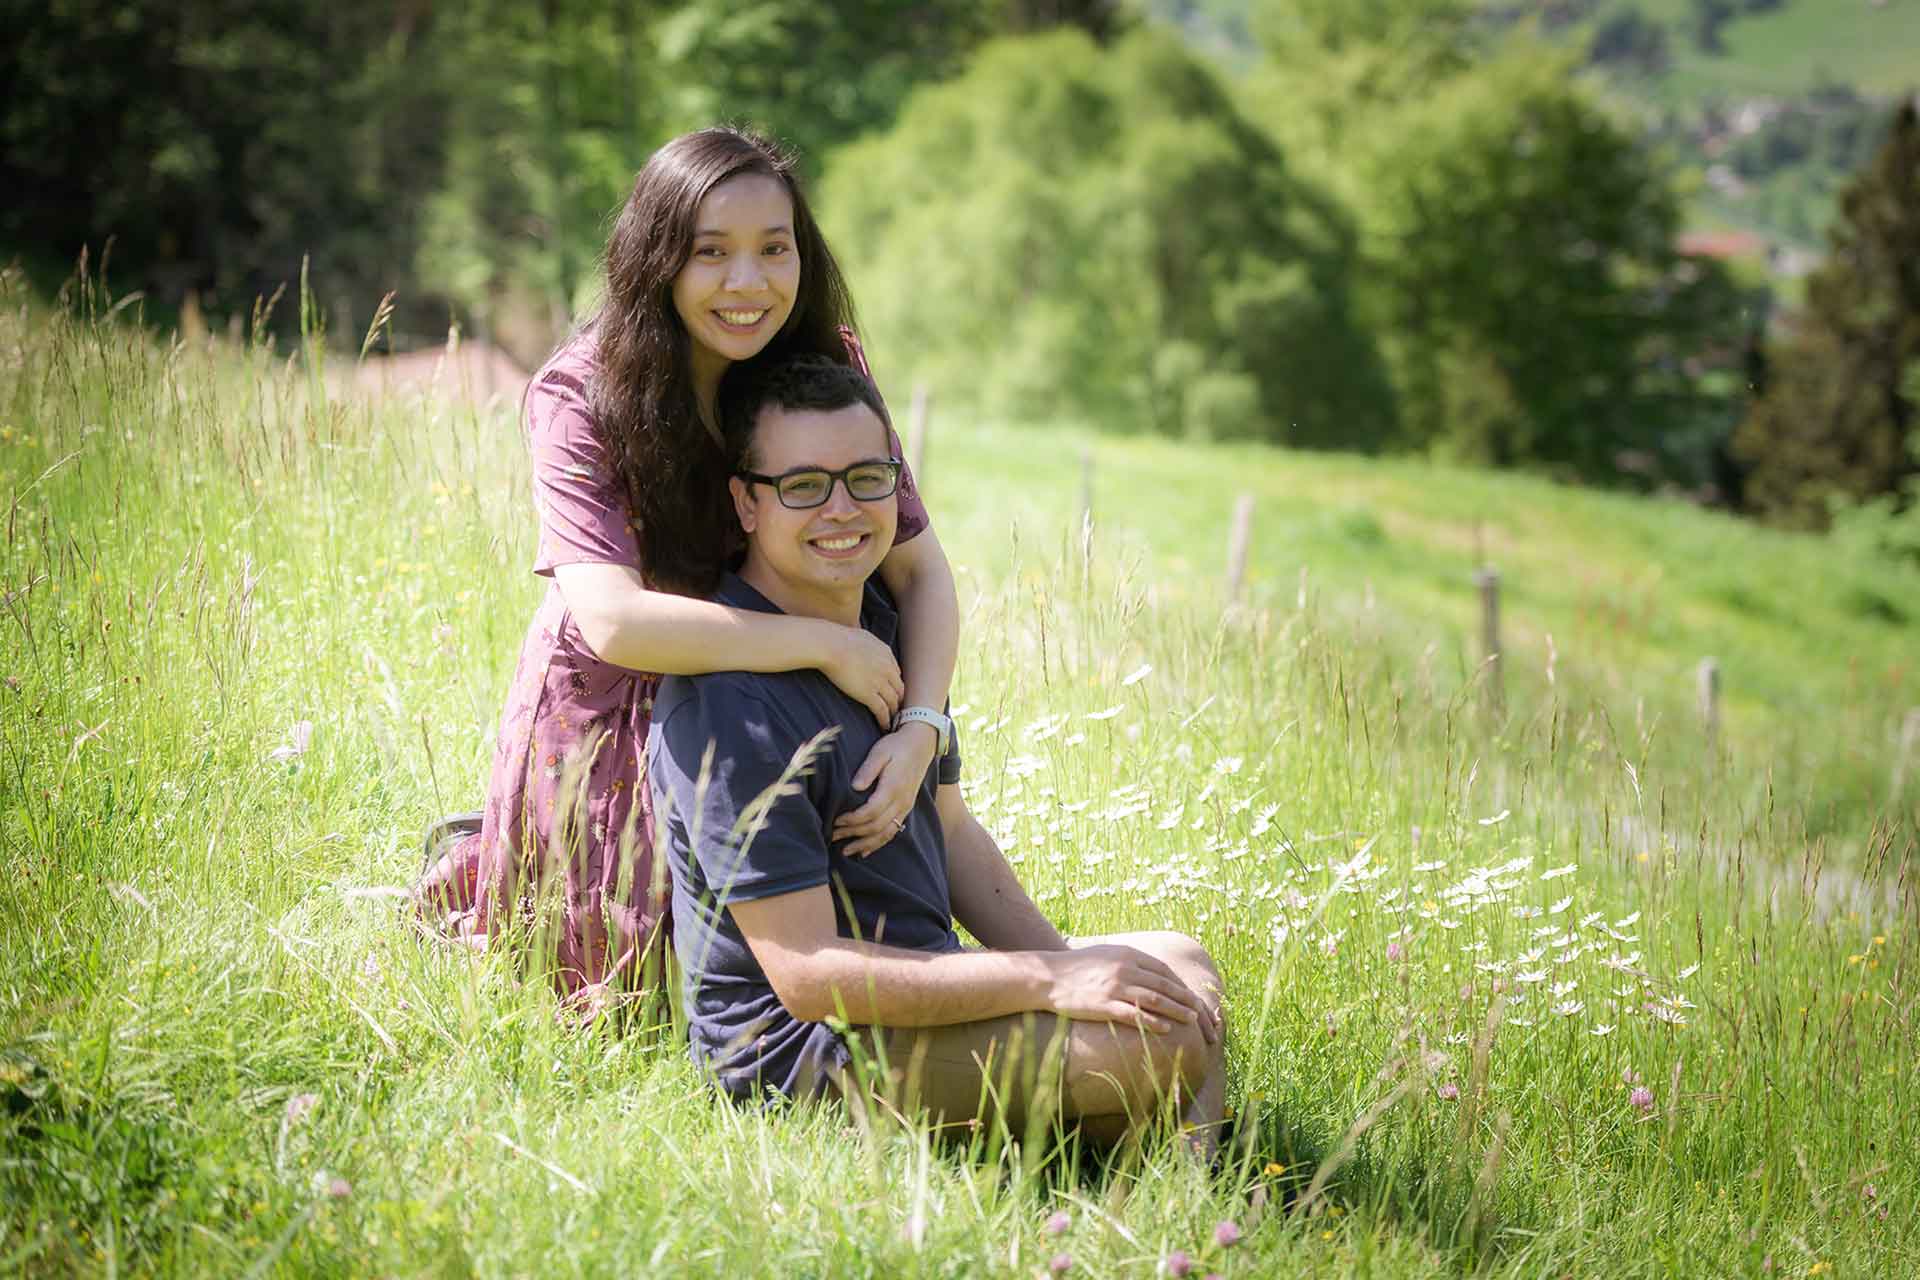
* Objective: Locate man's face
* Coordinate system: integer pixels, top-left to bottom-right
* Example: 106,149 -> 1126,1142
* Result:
729,401 -> 897,600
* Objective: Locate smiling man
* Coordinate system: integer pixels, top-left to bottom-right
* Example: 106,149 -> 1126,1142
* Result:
648,355 -> 1226,1146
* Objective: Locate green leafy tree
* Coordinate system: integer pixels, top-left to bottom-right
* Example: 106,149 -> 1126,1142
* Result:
1370,52 -> 1738,473
1244,6 -> 1739,477
1587,6 -> 1670,78
0,0 -> 449,331
655,1 -> 991,174
418,0 -> 667,359
1689,0 -> 1735,54
820,28 -> 1396,446
1733,100 -> 1920,527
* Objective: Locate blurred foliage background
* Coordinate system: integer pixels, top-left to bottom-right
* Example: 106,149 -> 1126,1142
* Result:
2,0 -> 1915,547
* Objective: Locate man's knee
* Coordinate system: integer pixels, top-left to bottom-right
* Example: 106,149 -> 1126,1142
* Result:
1161,930 -> 1220,981
1109,930 -> 1223,1017
1071,1016 -> 1210,1119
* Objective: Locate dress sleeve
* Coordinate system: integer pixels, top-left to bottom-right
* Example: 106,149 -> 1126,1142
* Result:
840,326 -> 929,546
525,368 -> 643,576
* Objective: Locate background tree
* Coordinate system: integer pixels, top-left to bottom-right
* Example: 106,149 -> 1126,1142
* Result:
418,0 -> 668,361
0,0 -> 448,332
1243,3 -> 1740,479
1733,100 -> 1920,526
655,1 -> 990,178
1588,7 -> 1670,78
820,28 -> 1396,446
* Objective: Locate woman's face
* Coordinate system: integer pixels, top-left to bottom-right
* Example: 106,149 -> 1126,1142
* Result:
672,173 -> 801,372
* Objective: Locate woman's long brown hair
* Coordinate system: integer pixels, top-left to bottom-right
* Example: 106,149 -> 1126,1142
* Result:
587,126 -> 859,596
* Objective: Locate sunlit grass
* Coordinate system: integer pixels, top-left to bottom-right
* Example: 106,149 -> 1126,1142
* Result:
1,270 -> 1915,1275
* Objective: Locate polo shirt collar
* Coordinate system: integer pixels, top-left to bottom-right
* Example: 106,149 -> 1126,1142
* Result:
714,572 -> 900,648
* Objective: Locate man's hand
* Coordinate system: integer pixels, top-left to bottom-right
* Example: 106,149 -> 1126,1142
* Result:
1044,945 -> 1220,1043
834,723 -> 939,856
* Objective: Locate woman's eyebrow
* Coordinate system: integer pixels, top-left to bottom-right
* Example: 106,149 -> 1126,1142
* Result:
693,224 -> 794,239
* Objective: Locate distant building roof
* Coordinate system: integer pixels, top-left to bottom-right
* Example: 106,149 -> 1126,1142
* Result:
1677,229 -> 1768,260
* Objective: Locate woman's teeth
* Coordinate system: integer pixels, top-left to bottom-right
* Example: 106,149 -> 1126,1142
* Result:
716,308 -> 766,327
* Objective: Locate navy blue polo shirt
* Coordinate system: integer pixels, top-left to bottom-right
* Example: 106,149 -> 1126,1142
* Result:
649,573 -> 962,1101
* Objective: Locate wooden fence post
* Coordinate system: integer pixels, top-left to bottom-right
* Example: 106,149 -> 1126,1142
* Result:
1894,707 -> 1920,800
1078,448 -> 1094,533
1697,658 -> 1721,755
907,383 -> 930,485
1225,493 -> 1255,605
1475,568 -> 1502,712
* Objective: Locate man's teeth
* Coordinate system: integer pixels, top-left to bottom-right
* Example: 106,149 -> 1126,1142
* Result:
717,309 -> 766,326
813,534 -> 864,551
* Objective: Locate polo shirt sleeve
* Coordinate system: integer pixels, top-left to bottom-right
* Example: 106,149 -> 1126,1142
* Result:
656,677 -> 831,906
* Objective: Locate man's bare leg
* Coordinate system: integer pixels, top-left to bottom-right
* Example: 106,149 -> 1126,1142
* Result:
843,931 -> 1227,1156
1063,931 -> 1226,1156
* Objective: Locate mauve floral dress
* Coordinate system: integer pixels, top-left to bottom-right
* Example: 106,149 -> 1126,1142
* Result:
429,332 -> 928,998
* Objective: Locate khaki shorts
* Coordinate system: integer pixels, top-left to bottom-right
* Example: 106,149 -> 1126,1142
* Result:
830,1011 -> 1072,1139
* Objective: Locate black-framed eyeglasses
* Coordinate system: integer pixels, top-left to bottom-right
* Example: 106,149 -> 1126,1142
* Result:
736,459 -> 902,509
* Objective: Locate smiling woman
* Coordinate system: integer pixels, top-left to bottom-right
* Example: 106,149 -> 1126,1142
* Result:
410,127 -> 966,1008
672,173 -> 801,386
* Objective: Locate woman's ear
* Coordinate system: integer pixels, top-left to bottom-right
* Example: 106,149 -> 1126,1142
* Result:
729,474 -> 757,534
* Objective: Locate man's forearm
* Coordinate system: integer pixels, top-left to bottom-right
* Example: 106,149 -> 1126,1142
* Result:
940,785 -> 1068,952
796,939 -> 1053,1027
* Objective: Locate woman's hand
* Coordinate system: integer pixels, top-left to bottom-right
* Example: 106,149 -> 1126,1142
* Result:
817,624 -> 905,727
834,724 -> 939,857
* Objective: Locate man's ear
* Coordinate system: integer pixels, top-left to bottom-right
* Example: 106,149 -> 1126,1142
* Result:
729,474 -> 757,534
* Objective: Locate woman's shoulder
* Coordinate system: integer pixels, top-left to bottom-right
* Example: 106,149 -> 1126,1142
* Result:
524,334 -> 607,446
529,333 -> 601,403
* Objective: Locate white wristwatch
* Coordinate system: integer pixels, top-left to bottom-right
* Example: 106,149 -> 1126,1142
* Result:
897,705 -> 952,755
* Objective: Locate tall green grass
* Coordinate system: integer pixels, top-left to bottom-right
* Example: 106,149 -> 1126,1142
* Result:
2,269 -> 1914,1276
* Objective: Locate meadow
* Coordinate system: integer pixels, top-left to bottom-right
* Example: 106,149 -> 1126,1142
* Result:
1628,0 -> 1920,103
2,272 -> 1915,1276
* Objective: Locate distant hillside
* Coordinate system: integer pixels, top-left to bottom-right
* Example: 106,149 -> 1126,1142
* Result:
1146,0 -> 1919,264
1546,0 -> 1918,258
1611,0 -> 1919,101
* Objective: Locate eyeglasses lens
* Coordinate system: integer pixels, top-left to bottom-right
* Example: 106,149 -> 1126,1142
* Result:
777,464 -> 898,508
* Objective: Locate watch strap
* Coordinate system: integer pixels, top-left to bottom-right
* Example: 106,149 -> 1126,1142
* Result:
897,705 -> 952,755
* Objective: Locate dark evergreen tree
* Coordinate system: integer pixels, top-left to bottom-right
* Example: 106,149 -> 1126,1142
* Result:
1733,100 -> 1920,527
0,0 -> 449,329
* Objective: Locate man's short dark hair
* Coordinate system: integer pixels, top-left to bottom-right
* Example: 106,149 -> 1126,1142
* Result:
720,354 -> 893,469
